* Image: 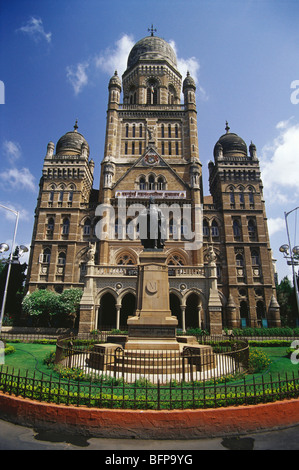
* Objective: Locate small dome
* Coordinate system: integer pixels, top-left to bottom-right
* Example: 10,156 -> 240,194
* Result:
109,70 -> 121,89
56,121 -> 90,157
127,35 -> 177,69
213,123 -> 247,158
183,72 -> 196,90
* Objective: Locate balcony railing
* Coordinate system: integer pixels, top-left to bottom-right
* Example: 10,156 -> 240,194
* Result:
93,265 -> 205,277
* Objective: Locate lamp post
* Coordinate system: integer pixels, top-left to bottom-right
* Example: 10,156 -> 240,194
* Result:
279,206 -> 299,319
0,204 -> 19,333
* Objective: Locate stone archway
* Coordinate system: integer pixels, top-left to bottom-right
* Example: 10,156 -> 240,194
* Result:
98,292 -> 117,330
185,293 -> 201,329
170,293 -> 182,329
120,293 -> 136,330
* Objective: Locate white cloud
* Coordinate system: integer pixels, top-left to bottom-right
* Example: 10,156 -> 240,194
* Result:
267,217 -> 285,237
260,120 -> 299,204
0,167 -> 36,192
66,62 -> 89,95
170,40 -> 207,101
17,17 -> 52,43
66,34 -> 206,100
95,34 -> 135,77
3,140 -> 21,164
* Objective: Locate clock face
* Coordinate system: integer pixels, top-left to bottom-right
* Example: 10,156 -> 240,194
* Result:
144,153 -> 159,165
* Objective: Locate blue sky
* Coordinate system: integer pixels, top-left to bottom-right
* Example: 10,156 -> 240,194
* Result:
0,0 -> 299,282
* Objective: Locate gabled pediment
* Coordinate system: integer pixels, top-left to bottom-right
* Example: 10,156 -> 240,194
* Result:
112,146 -> 189,190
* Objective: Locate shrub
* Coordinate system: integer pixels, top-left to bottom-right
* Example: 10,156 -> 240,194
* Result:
247,349 -> 271,373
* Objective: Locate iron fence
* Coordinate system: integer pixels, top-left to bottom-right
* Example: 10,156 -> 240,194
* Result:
55,335 -> 249,384
1,364 -> 299,410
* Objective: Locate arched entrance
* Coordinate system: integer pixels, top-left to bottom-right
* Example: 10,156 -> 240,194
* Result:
170,293 -> 182,329
98,293 -> 116,330
185,293 -> 201,329
120,293 -> 136,329
240,300 -> 249,328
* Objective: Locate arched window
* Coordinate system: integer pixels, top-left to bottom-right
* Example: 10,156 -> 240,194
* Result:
175,124 -> 179,138
58,252 -> 66,266
147,83 -> 158,104
236,253 -> 244,267
248,219 -> 257,241
132,124 -> 135,137
168,124 -> 171,138
40,247 -> 51,264
256,301 -> 265,319
167,253 -> 185,266
148,175 -> 155,190
203,219 -> 209,238
62,218 -> 70,235
251,249 -> 260,266
47,217 -> 54,237
211,220 -> 219,238
240,301 -> 249,319
125,124 -> 129,137
139,177 -> 146,190
249,188 -> 254,207
139,124 -> 142,137
116,253 -> 135,265
161,124 -> 165,138
239,191 -> 245,206
157,177 -> 165,190
83,218 -> 91,236
233,219 -> 241,240
230,189 -> 235,206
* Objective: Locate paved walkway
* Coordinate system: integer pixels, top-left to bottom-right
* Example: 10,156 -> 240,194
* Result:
0,418 -> 298,451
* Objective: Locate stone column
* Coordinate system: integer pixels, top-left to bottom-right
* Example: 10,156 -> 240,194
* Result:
116,304 -> 121,330
126,250 -> 179,351
181,305 -> 186,332
207,246 -> 223,335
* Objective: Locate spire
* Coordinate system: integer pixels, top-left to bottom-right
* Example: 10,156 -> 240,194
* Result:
225,121 -> 230,134
148,24 -> 157,37
74,119 -> 78,132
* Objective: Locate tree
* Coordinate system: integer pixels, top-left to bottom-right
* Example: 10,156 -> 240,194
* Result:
22,288 -> 83,328
22,290 -> 60,327
58,289 -> 83,328
0,254 -> 27,325
276,276 -> 297,326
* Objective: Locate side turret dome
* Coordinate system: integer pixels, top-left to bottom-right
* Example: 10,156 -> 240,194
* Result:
183,71 -> 196,90
55,121 -> 90,157
213,122 -> 247,159
109,70 -> 121,90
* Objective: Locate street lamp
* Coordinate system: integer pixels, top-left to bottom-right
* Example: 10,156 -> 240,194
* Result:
0,204 -> 19,333
279,206 -> 299,319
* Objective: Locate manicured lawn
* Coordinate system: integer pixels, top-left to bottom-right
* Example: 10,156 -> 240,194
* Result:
4,342 -> 56,377
254,346 -> 299,377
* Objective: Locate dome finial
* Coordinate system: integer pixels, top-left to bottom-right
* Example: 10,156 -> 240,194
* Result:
225,121 -> 230,133
74,119 -> 78,132
148,24 -> 157,37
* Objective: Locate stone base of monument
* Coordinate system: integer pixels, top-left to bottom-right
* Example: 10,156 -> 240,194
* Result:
125,250 -> 181,351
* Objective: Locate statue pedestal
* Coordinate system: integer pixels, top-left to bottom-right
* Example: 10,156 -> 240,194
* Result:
126,250 -> 179,351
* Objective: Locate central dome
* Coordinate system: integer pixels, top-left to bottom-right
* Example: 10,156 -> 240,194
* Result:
127,35 -> 177,69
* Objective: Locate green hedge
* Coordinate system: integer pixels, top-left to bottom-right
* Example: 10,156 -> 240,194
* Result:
232,327 -> 299,337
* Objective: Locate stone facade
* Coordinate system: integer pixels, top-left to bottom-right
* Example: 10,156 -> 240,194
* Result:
26,32 -> 280,334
